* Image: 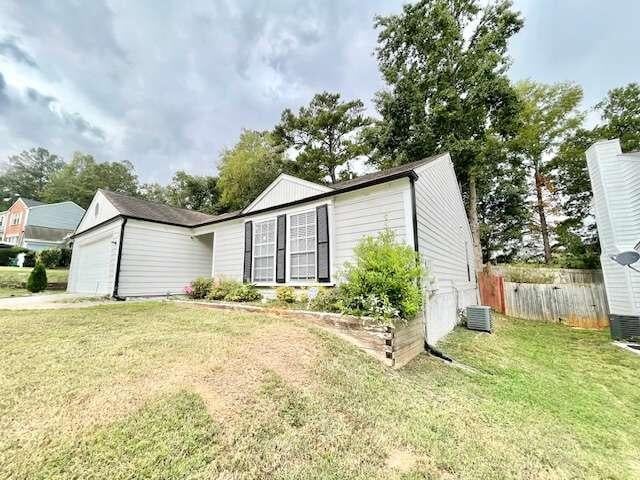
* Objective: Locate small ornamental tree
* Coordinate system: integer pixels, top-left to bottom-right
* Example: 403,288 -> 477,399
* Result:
339,229 -> 425,323
26,262 -> 48,293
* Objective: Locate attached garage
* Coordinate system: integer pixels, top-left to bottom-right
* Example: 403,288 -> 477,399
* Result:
68,219 -> 122,295
67,190 -> 215,297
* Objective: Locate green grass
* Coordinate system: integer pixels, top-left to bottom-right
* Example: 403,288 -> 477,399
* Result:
1,302 -> 638,479
0,265 -> 68,285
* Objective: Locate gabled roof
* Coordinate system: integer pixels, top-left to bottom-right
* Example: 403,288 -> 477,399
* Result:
243,173 -> 333,213
99,189 -> 217,227
193,153 -> 447,227
77,154 -> 448,235
328,154 -> 445,191
24,225 -> 74,242
19,197 -> 45,208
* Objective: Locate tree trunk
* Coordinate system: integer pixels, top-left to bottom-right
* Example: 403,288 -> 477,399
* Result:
467,175 -> 484,274
534,167 -> 552,263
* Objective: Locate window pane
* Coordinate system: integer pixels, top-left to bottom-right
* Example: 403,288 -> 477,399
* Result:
253,219 -> 275,282
289,211 -> 317,280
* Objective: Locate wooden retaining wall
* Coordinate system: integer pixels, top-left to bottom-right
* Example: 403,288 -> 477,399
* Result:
504,282 -> 609,329
181,300 -> 424,368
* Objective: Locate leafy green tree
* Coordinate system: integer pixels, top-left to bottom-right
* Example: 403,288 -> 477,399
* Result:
0,148 -> 64,209
145,171 -> 220,214
597,83 -> 640,152
273,92 -> 372,184
369,0 -> 523,270
551,83 -> 640,267
42,152 -> 139,208
217,130 -> 283,210
512,80 -> 584,263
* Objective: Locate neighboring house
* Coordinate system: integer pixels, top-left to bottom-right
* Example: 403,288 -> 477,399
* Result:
587,139 -> 640,325
68,153 -> 478,343
0,197 -> 86,251
0,210 -> 6,238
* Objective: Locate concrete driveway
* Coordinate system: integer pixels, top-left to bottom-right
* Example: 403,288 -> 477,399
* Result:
0,293 -> 113,310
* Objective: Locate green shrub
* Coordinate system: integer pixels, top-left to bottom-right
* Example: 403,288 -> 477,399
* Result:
297,288 -> 309,304
0,247 -> 28,266
26,262 -> 48,293
23,251 -> 36,268
186,277 -> 214,299
207,278 -> 241,300
38,248 -> 62,269
338,229 -> 425,323
275,286 -> 297,303
58,248 -> 72,268
307,287 -> 340,313
224,283 -> 262,302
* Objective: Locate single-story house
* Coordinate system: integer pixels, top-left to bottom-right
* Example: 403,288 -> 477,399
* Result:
587,139 -> 640,331
68,153 -> 478,343
0,197 -> 85,251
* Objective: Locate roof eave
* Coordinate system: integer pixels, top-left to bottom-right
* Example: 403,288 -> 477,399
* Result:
192,169 -> 418,228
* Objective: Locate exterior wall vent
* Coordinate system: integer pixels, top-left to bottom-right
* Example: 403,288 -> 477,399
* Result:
466,305 -> 492,333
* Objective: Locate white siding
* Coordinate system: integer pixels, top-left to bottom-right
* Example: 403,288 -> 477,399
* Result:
333,178 -> 410,274
211,219 -> 244,281
587,140 -> 640,316
67,219 -> 122,295
414,154 -> 478,344
244,175 -> 331,213
118,219 -> 212,296
76,191 -> 120,234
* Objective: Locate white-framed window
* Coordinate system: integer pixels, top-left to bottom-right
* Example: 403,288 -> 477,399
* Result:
252,219 -> 276,282
289,210 -> 316,281
10,213 -> 21,225
6,235 -> 18,245
0,215 -> 3,226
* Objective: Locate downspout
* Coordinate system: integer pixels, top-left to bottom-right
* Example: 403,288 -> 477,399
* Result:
410,176 -> 453,363
112,217 -> 128,300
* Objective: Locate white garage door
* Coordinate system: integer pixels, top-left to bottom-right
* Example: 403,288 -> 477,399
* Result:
72,235 -> 114,295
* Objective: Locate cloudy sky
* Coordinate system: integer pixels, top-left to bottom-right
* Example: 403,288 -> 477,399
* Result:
1,0 -> 638,183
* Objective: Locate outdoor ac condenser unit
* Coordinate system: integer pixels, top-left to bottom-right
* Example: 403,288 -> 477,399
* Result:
466,305 -> 492,333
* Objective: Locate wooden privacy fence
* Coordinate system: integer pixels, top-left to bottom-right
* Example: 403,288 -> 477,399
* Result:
479,269 -> 609,329
504,282 -> 609,329
478,272 -> 505,314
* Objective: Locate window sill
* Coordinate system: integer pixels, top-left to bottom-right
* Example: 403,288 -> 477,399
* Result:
252,282 -> 335,288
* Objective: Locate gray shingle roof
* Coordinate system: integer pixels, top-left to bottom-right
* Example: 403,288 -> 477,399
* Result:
24,225 -> 74,242
329,153 -> 445,191
99,189 -> 218,227
95,154 -> 446,228
20,197 -> 46,207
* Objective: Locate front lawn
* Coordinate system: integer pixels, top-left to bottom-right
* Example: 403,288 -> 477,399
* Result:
1,303 -> 638,479
0,265 -> 69,285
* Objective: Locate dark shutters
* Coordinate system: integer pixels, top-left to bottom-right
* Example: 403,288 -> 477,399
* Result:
316,204 -> 330,282
276,214 -> 286,283
243,221 -> 253,283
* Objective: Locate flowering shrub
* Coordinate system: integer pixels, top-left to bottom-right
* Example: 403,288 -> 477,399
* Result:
338,229 -> 425,323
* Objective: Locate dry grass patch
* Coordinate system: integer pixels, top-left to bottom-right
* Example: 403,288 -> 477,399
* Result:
1,303 -> 639,479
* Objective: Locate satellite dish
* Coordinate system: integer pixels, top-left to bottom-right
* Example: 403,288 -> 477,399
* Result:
610,250 -> 640,266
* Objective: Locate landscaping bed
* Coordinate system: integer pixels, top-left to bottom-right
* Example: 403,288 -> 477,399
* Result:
180,299 -> 424,368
